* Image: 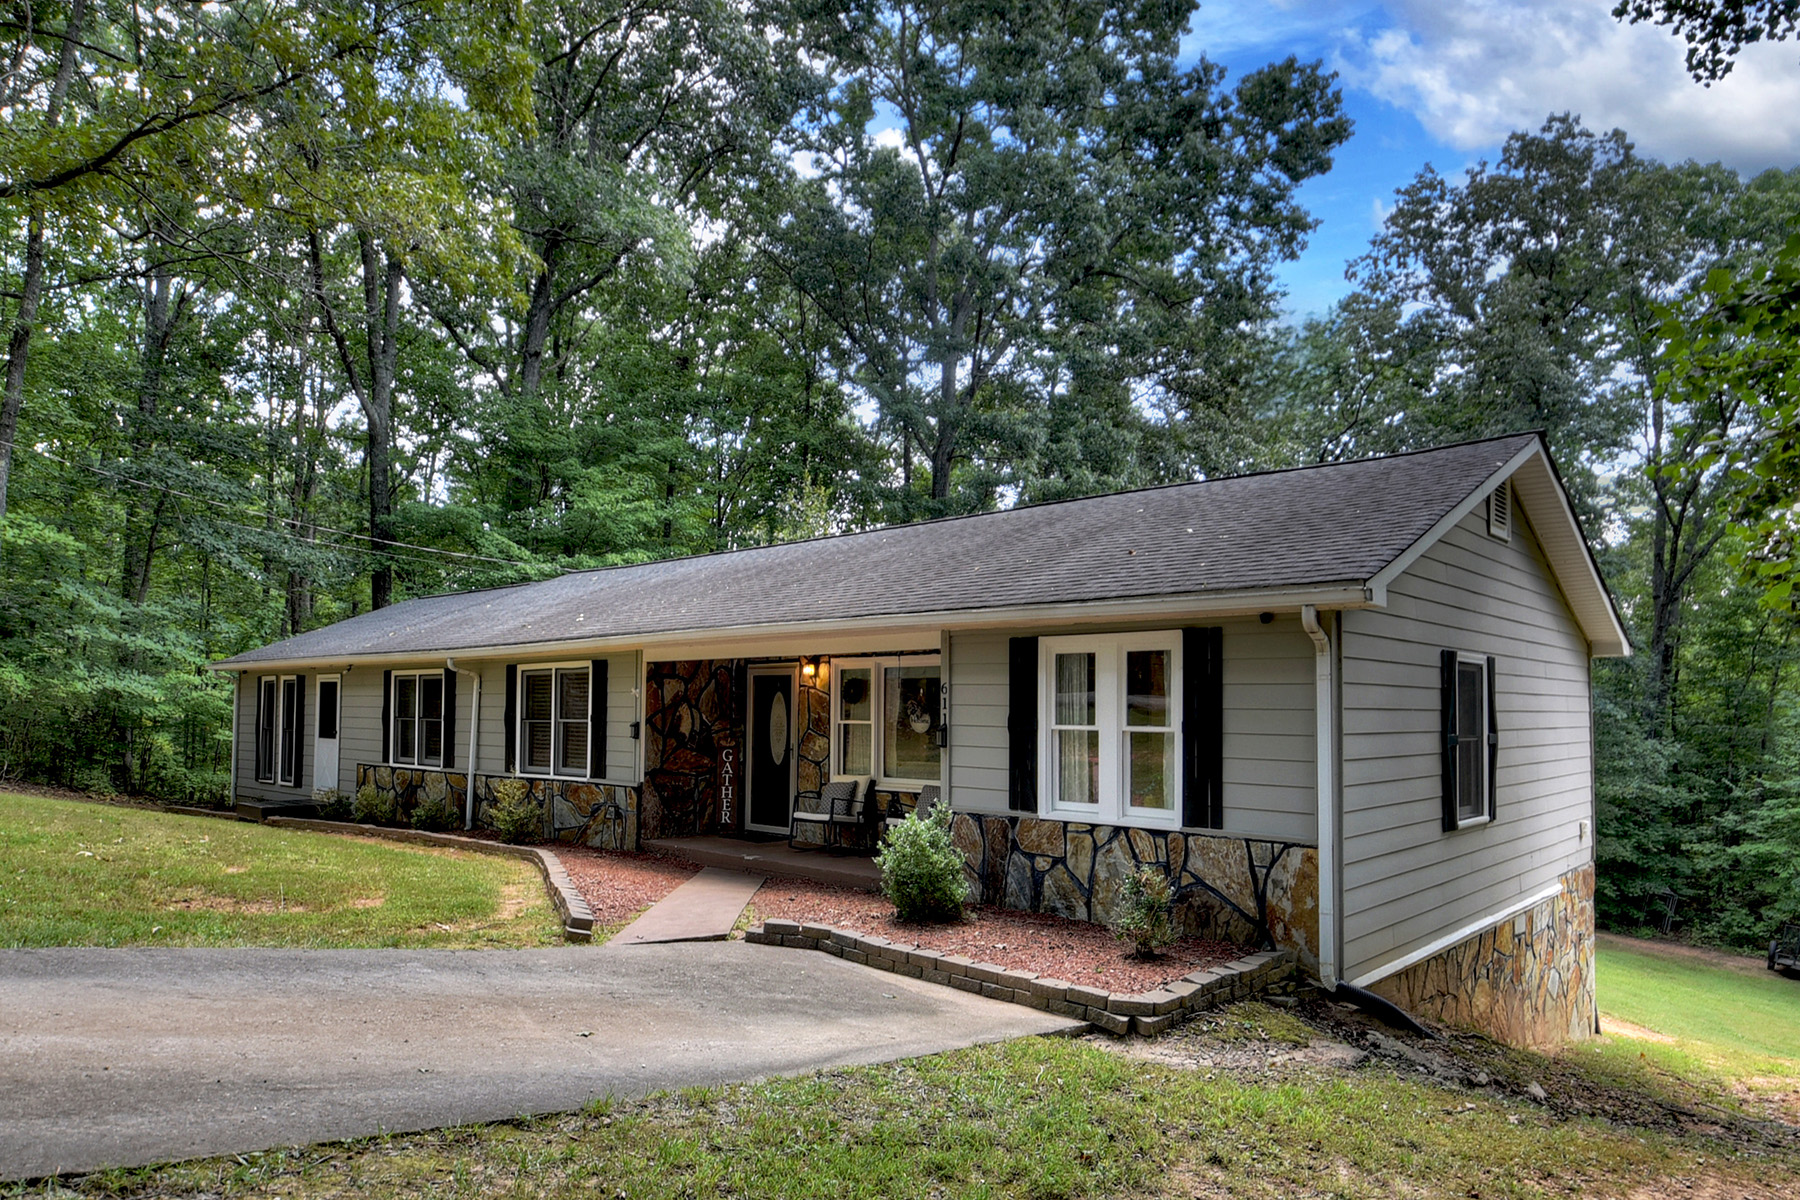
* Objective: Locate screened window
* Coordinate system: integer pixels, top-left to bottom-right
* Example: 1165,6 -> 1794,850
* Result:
1455,658 -> 1487,824
520,666 -> 590,777
1040,633 -> 1183,828
832,657 -> 940,787
391,672 -> 445,767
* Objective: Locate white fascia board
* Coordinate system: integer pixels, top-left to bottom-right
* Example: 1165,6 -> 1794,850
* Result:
206,583 -> 1376,673
1346,880 -> 1564,990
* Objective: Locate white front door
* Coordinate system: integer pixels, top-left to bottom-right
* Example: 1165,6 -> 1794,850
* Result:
315,674 -> 341,794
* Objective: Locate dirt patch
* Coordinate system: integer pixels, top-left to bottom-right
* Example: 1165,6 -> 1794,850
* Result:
221,865 -> 248,875
346,896 -> 384,909
750,878 -> 1242,993
1603,1015 -> 1678,1044
165,894 -> 307,915
1600,931 -> 1772,979
493,882 -> 532,921
548,846 -> 700,928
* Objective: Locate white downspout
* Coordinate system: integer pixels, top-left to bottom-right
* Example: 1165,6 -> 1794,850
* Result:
1301,605 -> 1339,989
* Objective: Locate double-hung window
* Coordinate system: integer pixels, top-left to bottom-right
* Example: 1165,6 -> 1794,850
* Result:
831,656 -> 941,788
1040,632 -> 1182,828
520,665 -> 589,777
391,671 -> 445,767
254,676 -> 279,783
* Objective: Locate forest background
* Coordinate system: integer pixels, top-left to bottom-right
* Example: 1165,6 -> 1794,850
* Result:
1,0 -> 1797,951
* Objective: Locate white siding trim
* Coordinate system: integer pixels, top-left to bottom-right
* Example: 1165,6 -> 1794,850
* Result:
1366,442 -> 1538,604
1346,880 -> 1562,989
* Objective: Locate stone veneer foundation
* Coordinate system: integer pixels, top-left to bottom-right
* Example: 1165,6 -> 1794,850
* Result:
1369,863 -> 1596,1050
951,813 -> 1320,972
356,765 -> 639,851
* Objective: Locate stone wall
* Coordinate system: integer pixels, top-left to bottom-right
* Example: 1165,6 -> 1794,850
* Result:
1370,862 -> 1596,1050
641,659 -> 739,840
950,813 -> 1319,970
356,765 -> 638,851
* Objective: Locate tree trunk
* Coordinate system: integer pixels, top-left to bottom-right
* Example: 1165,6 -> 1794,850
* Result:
0,0 -> 89,538
121,260 -> 180,604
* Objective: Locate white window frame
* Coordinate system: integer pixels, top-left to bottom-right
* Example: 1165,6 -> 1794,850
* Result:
1450,652 -> 1492,829
1038,631 -> 1184,830
517,661 -> 592,779
830,654 -> 942,791
277,674 -> 302,786
390,670 -> 446,769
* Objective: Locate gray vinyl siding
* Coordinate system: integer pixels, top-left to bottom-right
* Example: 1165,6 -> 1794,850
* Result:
946,620 -> 1316,840
336,669 -> 384,790
471,653 -> 639,782
1339,497 -> 1593,984
232,671 -> 317,801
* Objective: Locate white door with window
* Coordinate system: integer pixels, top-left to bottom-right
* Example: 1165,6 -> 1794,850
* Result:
315,674 -> 341,794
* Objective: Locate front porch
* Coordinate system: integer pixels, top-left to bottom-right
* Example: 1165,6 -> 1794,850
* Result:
645,835 -> 882,892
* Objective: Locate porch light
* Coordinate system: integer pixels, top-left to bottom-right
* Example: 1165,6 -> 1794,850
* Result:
801,659 -> 817,679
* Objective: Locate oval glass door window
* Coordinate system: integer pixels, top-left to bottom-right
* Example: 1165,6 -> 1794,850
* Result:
768,696 -> 789,764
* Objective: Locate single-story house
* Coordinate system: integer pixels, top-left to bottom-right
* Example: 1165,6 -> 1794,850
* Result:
212,432 -> 1626,1048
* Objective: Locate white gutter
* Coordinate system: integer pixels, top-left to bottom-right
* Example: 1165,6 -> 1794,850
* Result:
206,583 -> 1377,674
448,658 -> 480,830
1300,605 -> 1338,989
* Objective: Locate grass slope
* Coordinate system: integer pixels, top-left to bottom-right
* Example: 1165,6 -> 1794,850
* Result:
0,793 -> 560,949
33,1021 -> 1798,1200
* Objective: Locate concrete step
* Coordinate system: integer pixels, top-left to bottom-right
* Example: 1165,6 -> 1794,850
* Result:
235,798 -> 320,823
645,835 -> 882,892
609,867 -> 765,945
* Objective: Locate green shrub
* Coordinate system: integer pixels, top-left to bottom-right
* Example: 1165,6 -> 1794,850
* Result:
874,803 -> 968,923
409,796 -> 459,832
312,788 -> 353,821
1113,865 -> 1177,958
488,778 -> 542,844
352,783 -> 395,825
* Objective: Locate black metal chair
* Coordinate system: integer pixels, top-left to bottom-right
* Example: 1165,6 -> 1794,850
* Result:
791,778 -> 861,849
885,783 -> 942,837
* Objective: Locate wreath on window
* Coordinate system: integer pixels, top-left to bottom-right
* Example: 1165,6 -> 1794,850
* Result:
841,676 -> 869,708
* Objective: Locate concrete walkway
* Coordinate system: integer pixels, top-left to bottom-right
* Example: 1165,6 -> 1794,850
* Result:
610,867 -> 765,945
0,942 -> 1079,1181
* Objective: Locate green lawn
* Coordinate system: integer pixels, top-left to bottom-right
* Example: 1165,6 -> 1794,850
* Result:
1588,934 -> 1800,1103
0,792 -> 561,949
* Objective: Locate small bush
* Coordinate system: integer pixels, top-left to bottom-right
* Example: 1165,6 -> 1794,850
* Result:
488,778 -> 542,844
1114,865 -> 1177,958
875,803 -> 968,923
352,783 -> 395,825
312,788 -> 353,821
409,796 -> 459,832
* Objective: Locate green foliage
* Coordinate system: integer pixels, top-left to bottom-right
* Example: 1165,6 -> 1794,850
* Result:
874,804 -> 968,924
487,778 -> 542,844
1112,865 -> 1177,959
353,785 -> 396,826
409,796 -> 460,833
312,789 -> 353,822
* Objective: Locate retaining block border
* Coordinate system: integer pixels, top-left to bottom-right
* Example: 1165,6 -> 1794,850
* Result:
264,817 -> 595,941
744,919 -> 1293,1035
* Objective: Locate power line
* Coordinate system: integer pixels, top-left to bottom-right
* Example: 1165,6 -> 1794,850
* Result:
3,437 -> 547,571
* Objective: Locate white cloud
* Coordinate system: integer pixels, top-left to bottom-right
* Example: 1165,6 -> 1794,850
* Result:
1343,0 -> 1800,171
872,126 -> 907,151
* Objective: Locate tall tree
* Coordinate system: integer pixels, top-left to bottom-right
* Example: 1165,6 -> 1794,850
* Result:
771,0 -> 1350,515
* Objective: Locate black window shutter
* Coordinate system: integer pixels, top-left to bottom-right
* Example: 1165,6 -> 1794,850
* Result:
503,664 -> 518,773
590,659 -> 608,779
254,678 -> 270,781
381,669 -> 392,765
1183,626 -> 1224,829
442,668 -> 458,770
1486,654 -> 1498,822
292,676 -> 307,789
1440,649 -> 1459,831
1007,636 -> 1038,812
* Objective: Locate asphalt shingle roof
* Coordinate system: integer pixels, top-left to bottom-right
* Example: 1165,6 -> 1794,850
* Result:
217,434 -> 1541,666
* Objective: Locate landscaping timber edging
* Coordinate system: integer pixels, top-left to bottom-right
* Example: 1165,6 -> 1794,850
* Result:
263,817 -> 595,942
744,919 -> 1294,1035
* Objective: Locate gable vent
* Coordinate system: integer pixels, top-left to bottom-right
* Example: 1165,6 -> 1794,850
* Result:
1488,479 -> 1512,541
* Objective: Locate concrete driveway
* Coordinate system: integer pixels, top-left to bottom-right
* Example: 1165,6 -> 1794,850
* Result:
0,941 -> 1080,1180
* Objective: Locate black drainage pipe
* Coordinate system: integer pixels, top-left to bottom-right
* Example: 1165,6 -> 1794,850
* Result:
1331,980 -> 1439,1039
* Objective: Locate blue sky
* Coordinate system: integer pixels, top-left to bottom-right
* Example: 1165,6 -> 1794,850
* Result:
1185,1 -> 1800,319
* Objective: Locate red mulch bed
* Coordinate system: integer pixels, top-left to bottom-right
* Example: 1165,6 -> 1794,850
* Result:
750,878 -> 1243,994
538,846 -> 700,928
